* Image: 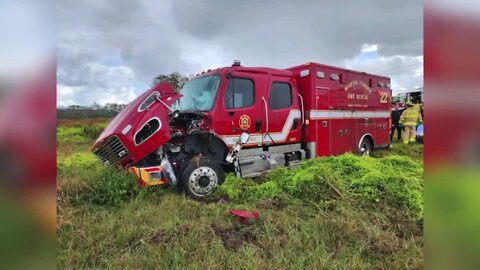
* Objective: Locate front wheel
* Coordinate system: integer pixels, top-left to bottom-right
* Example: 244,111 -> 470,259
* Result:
181,156 -> 224,200
358,138 -> 372,156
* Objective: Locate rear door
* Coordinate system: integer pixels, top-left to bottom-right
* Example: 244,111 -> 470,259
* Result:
373,89 -> 392,146
328,89 -> 356,155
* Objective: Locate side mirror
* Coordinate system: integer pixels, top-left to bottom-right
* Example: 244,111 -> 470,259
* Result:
226,132 -> 250,163
239,132 -> 250,145
172,110 -> 180,118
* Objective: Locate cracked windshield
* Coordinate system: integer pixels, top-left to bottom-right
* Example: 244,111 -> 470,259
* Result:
175,75 -> 220,111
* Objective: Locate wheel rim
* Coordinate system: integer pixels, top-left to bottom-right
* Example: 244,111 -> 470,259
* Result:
360,142 -> 370,156
188,166 -> 218,197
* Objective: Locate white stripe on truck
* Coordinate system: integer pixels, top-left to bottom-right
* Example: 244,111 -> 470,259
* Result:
310,110 -> 390,119
219,109 -> 389,146
220,110 -> 301,146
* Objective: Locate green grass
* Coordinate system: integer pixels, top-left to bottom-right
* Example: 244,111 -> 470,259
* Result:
57,122 -> 107,144
57,121 -> 423,269
215,153 -> 423,220
372,141 -> 423,161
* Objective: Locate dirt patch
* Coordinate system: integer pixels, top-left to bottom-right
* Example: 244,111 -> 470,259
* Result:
211,223 -> 257,251
370,233 -> 402,255
149,224 -> 191,245
150,229 -> 169,244
326,213 -> 405,256
256,198 -> 286,210
385,207 -> 423,238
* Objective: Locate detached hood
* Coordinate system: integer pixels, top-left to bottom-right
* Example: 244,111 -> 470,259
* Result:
92,82 -> 180,167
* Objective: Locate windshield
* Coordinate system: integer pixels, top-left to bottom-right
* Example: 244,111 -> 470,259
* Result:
175,75 -> 221,111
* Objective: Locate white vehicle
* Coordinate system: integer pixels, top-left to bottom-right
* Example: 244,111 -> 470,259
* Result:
393,88 -> 423,105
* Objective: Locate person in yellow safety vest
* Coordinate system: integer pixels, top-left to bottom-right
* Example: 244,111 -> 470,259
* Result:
414,103 -> 421,113
399,102 -> 423,144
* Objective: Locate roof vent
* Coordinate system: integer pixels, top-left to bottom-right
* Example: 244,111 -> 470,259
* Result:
232,60 -> 241,67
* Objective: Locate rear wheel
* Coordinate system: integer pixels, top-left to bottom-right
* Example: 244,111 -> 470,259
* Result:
181,156 -> 224,200
358,138 -> 372,156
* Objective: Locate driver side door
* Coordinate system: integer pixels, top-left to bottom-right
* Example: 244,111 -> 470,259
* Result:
221,72 -> 265,147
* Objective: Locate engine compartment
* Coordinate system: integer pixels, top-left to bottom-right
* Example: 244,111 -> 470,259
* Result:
133,111 -> 228,176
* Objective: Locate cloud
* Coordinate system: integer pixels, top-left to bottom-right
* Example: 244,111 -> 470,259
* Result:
56,62 -> 138,106
345,55 -> 423,93
361,44 -> 379,53
57,0 -> 423,105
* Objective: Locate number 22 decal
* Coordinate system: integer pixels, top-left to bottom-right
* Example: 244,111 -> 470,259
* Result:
379,92 -> 389,103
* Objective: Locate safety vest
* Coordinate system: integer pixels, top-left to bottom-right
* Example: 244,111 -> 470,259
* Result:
400,108 -> 421,126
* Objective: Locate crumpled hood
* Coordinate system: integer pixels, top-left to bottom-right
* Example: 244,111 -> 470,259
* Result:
92,82 -> 180,167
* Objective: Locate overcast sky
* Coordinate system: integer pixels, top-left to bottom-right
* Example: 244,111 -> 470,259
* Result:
57,0 -> 423,106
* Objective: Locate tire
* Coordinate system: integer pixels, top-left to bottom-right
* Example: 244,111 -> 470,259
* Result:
181,156 -> 224,200
358,137 -> 372,156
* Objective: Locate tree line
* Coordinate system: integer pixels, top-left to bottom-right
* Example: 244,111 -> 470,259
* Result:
58,72 -> 189,119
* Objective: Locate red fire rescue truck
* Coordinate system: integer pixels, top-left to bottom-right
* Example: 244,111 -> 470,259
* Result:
92,61 -> 391,199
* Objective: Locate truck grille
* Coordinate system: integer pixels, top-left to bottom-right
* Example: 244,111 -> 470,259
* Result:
93,136 -> 128,165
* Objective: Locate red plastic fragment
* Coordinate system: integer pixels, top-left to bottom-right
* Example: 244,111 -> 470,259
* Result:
229,209 -> 259,223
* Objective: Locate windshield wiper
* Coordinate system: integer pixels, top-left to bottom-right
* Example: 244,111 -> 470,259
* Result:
192,96 -> 199,111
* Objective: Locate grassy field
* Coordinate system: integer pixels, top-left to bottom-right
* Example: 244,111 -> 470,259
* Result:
57,119 -> 423,269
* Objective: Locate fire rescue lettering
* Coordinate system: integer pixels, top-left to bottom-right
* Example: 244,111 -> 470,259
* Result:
344,80 -> 372,94
347,93 -> 369,100
239,115 -> 251,129
345,80 -> 372,107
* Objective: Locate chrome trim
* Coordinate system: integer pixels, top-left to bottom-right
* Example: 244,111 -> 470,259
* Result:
121,124 -> 132,135
155,94 -> 174,112
133,117 -> 162,146
93,135 -> 128,165
138,91 -> 160,112
262,96 -> 269,134
305,142 -> 316,159
297,93 -> 304,126
358,133 -> 373,151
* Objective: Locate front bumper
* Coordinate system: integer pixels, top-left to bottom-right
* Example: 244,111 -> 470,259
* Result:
128,165 -> 168,186
128,157 -> 177,186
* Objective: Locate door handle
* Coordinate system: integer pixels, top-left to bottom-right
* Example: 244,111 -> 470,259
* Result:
255,120 -> 262,132
228,111 -> 235,116
292,118 -> 299,130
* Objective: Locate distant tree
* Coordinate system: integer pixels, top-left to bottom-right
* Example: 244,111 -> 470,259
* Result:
57,102 -> 127,119
152,72 -> 188,91
91,102 -> 101,110
104,103 -> 114,111
68,105 -> 82,110
103,103 -> 126,112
